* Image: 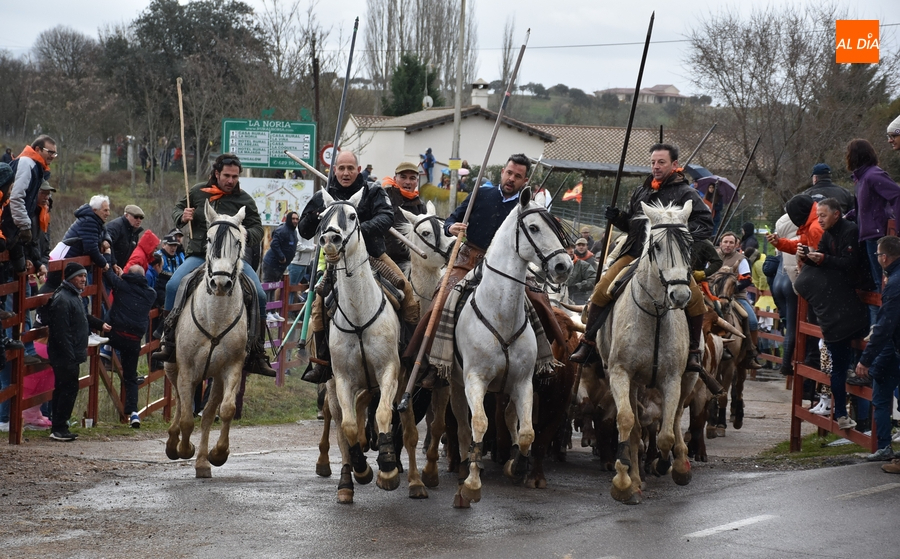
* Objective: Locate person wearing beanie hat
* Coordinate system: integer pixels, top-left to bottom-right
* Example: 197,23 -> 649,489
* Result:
887,115 -> 900,151
45,261 -> 110,441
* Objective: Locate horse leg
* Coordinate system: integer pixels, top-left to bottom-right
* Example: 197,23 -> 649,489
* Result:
625,403 -> 644,505
653,372 -> 682,480
316,383 -> 333,477
504,380 -> 535,486
208,367 -> 241,468
376,362 -> 402,492
164,364 -> 183,460
333,376 -> 372,486
326,386 -> 354,504
459,378 -> 488,505
671,372 -> 696,486
423,384 -> 448,488
399,402 -> 427,499
449,377 -> 473,508
607,367 -> 637,503
353,390 -> 374,485
195,378 -> 224,478
175,374 -> 197,462
731,367 -> 746,430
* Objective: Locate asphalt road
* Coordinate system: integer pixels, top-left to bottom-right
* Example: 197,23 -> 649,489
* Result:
4,379 -> 898,558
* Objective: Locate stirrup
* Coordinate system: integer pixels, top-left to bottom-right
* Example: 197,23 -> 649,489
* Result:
570,339 -> 598,364
301,362 -> 332,384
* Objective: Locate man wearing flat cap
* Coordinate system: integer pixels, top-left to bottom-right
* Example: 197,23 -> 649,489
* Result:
383,161 -> 428,267
107,204 -> 145,267
46,262 -> 110,441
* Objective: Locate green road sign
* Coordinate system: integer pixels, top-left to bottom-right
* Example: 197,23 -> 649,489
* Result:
221,119 -> 317,169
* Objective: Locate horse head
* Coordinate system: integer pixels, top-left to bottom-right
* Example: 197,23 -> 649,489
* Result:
204,201 -> 246,296
514,186 -> 573,284
639,200 -> 694,310
317,188 -> 365,264
398,201 -> 452,267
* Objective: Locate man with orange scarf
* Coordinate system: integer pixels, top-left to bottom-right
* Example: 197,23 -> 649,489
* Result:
570,144 -> 718,388
383,161 -> 427,268
152,153 -> 276,377
1,135 -> 56,273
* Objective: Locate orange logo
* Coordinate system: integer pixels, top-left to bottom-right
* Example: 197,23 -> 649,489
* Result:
836,20 -> 880,64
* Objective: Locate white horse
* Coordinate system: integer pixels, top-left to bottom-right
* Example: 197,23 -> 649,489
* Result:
449,187 -> 573,508
398,202 -> 453,311
597,200 -> 697,504
165,202 -> 249,478
317,188 -> 426,504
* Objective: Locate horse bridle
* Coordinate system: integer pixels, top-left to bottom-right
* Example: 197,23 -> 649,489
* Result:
646,223 -> 692,290
317,201 -> 365,275
515,207 -> 569,277
413,215 -> 451,262
206,219 -> 243,295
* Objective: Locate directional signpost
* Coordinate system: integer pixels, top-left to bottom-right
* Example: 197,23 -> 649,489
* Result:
221,119 -> 316,169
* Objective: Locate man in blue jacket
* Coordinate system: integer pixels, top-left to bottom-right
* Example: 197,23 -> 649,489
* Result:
855,235 -> 900,466
261,211 -> 299,322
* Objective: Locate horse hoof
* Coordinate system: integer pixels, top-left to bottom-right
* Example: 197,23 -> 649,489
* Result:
536,477 -> 547,489
165,445 -> 180,461
178,443 -> 196,460
422,468 -> 439,488
610,483 -> 633,503
316,463 -> 332,478
337,489 -> 354,504
706,427 -> 717,439
354,465 -> 374,485
715,426 -> 727,438
452,492 -> 471,509
503,459 -> 525,484
208,448 -> 229,467
376,469 -> 400,491
459,483 -> 481,504
408,484 -> 428,499
195,466 -> 212,479
653,458 -> 672,477
624,490 -> 644,505
524,477 -> 537,489
733,415 -> 744,430
672,466 -> 692,486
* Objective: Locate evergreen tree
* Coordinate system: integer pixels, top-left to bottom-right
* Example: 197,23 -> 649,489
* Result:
383,54 -> 444,117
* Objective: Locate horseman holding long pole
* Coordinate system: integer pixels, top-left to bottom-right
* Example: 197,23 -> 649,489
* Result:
297,150 -> 420,383
152,153 -> 277,377
570,143 -> 723,392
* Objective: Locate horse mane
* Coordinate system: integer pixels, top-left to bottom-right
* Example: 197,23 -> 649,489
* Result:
209,218 -> 245,260
639,202 -> 692,265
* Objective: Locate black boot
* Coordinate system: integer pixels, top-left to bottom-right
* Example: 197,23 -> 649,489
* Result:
247,322 -> 277,377
740,330 -> 764,369
301,330 -> 332,384
687,313 -> 724,395
151,313 -> 177,363
570,303 -> 609,364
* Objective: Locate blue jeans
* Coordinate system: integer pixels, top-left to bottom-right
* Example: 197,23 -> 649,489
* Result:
0,362 -> 9,422
871,349 -> 900,449
826,339 -> 855,420
164,256 -> 266,321
771,268 -> 797,371
866,239 -> 883,293
288,263 -> 311,304
736,297 -> 758,331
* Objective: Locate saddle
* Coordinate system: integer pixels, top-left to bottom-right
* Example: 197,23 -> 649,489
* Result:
606,258 -> 639,300
167,265 -> 260,353
324,257 -> 405,318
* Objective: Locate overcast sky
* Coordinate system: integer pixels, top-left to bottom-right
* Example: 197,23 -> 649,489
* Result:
1,0 -> 897,98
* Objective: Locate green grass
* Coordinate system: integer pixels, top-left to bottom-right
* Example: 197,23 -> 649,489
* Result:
754,431 -> 868,468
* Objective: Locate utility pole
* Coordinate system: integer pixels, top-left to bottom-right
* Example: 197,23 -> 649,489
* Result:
312,37 -> 321,191
448,0 -> 466,204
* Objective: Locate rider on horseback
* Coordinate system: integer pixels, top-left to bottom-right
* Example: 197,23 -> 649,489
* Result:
152,153 -> 277,377
299,150 -> 420,383
571,144 -> 720,385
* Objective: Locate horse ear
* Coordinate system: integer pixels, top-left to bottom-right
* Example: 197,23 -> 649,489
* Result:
680,199 -> 693,222
399,207 -> 418,225
533,189 -> 548,208
204,200 -> 217,224
519,186 -> 532,208
349,186 -> 365,208
320,189 -> 335,207
426,200 -> 436,216
640,201 -> 655,221
235,206 -> 246,224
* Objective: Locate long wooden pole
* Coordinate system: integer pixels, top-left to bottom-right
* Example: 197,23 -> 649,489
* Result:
712,135 -> 761,243
680,122 -> 717,169
297,17 -> 360,358
397,29 -> 531,412
175,77 -> 192,238
596,12 -> 654,271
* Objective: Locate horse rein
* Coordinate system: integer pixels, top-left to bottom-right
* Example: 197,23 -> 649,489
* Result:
413,215 -> 451,262
515,207 -> 569,278
318,200 -> 366,276
205,219 -> 244,295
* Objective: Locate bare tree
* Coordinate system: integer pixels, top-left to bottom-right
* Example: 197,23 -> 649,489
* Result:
686,5 -> 898,199
498,16 -> 516,91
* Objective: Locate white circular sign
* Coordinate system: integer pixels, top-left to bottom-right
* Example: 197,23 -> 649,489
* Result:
322,146 -> 336,167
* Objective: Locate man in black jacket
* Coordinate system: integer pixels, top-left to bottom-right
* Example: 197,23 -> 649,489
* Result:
384,161 -> 427,269
297,150 -> 418,382
857,236 -> 900,467
104,265 -> 157,428
571,144 -> 716,382
803,163 -> 854,214
106,204 -> 144,267
47,263 -> 110,441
